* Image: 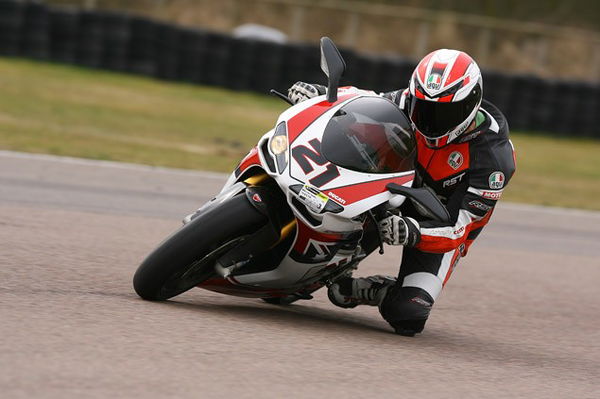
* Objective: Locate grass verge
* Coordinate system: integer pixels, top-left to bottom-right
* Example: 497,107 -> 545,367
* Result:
1,58 -> 599,210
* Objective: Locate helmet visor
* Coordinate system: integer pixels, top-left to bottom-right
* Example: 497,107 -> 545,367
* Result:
409,89 -> 480,138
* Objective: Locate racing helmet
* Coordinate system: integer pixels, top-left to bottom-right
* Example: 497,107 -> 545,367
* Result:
407,49 -> 483,148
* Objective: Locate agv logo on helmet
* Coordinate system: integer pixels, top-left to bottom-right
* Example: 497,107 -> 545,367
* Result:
427,73 -> 443,90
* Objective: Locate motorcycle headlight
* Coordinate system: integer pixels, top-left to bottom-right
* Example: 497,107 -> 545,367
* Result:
270,134 -> 288,155
269,122 -> 288,173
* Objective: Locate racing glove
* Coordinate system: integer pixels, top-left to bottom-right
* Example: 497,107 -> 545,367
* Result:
378,215 -> 421,247
288,81 -> 326,104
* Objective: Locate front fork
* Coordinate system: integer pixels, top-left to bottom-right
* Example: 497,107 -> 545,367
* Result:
206,172 -> 297,278
182,181 -> 247,225
183,172 -> 286,225
214,184 -> 295,278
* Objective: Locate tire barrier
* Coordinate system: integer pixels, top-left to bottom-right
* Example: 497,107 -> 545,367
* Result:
201,32 -> 233,87
21,1 -> 49,60
154,23 -> 180,81
76,10 -> 104,68
0,0 -> 23,56
281,43 -> 324,90
100,12 -> 130,72
0,0 -> 599,137
128,16 -> 158,76
175,28 -> 205,83
49,8 -> 79,64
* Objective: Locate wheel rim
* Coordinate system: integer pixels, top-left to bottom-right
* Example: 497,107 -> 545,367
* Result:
158,237 -> 245,299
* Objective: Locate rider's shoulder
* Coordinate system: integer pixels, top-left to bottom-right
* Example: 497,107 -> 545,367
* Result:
468,102 -> 515,184
480,99 -> 509,138
468,101 -> 511,148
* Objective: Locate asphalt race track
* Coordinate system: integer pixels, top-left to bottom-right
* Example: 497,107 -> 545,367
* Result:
1,150 -> 599,398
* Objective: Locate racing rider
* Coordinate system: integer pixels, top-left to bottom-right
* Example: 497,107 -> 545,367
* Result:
288,49 -> 516,336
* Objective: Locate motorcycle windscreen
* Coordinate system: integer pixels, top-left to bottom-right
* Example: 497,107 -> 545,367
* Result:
321,97 -> 416,174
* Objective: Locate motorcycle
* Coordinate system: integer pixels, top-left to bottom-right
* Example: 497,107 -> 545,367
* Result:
133,37 -> 449,311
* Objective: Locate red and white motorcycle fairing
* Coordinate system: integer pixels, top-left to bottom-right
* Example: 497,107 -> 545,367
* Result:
199,88 -> 414,295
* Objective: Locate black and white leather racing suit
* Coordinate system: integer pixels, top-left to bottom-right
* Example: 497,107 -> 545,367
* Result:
370,88 -> 517,333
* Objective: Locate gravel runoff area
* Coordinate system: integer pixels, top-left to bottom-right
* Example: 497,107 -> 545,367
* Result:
1,150 -> 599,398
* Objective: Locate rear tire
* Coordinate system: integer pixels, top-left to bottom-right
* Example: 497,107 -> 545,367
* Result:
133,194 -> 266,301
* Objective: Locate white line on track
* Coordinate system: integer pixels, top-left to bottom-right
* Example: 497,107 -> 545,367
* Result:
3,150 -> 599,217
1,149 -> 228,180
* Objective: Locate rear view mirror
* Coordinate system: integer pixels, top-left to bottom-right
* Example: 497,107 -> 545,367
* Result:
386,183 -> 451,224
320,37 -> 346,103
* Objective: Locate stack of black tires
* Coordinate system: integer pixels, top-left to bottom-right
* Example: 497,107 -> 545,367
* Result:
0,0 -> 598,137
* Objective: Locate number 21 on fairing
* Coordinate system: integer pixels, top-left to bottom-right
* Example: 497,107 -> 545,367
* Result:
291,138 -> 340,187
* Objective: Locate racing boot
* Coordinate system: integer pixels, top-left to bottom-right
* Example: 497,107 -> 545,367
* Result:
328,275 -> 396,309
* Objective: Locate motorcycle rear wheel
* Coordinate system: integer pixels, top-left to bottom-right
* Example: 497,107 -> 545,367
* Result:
133,194 -> 266,301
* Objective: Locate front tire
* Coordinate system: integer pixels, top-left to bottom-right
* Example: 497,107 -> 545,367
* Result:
133,194 -> 266,301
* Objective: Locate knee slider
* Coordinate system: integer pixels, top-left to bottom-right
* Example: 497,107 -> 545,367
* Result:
379,286 -> 434,335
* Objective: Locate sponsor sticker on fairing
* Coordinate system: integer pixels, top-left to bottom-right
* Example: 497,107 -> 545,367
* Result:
298,185 -> 329,213
489,171 -> 505,189
448,151 -> 464,170
327,191 -> 346,205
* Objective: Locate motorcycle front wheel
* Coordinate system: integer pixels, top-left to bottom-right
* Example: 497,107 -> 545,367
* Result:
133,194 -> 267,301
